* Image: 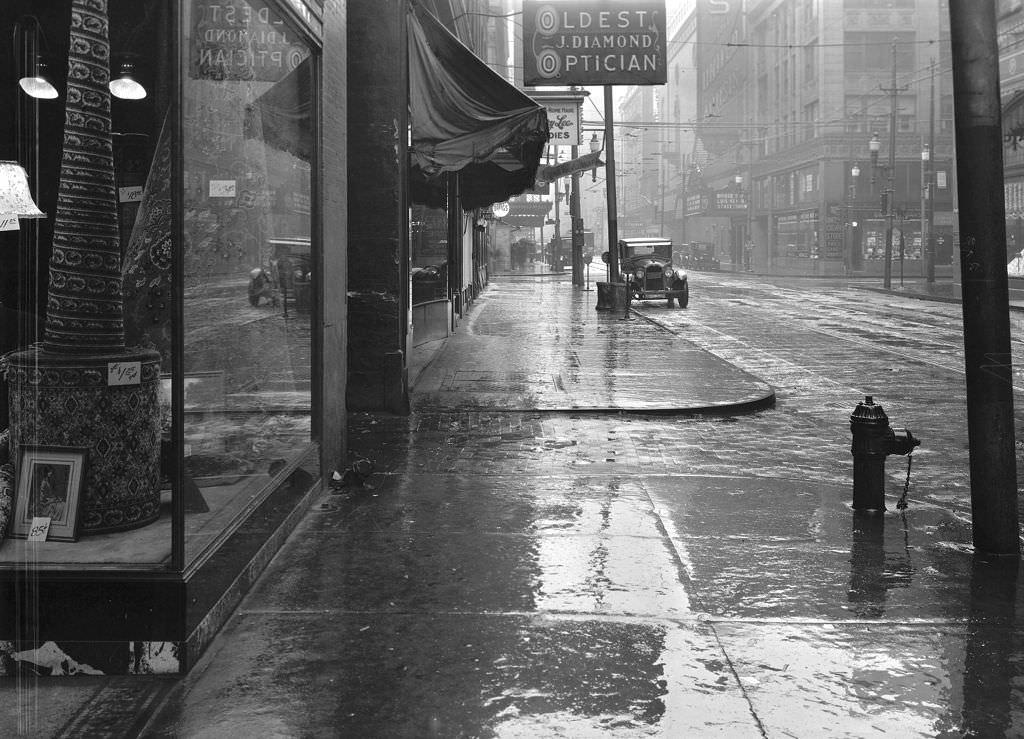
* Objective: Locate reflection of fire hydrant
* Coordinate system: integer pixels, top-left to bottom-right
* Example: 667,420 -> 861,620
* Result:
850,396 -> 920,511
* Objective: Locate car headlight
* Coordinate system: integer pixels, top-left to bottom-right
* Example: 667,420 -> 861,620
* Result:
663,266 -> 675,279
634,268 -> 644,280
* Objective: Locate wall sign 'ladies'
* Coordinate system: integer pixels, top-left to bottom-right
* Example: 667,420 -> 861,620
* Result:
523,1 -> 667,86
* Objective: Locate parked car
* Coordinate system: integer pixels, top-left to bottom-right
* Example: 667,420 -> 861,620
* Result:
678,242 -> 720,271
617,237 -> 689,308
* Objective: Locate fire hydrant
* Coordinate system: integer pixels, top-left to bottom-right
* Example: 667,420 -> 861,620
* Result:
850,395 -> 920,511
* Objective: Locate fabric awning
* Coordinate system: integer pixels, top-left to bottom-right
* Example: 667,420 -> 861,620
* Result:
408,2 -> 548,211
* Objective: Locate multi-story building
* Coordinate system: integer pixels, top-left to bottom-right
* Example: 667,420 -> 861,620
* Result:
645,0 -> 957,278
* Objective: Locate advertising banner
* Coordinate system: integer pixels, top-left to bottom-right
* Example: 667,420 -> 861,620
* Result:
523,1 -> 667,86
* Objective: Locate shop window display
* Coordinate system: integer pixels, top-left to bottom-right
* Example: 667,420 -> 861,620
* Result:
0,0 -> 318,571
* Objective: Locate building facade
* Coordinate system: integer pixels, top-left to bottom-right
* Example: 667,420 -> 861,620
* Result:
643,0 -> 957,278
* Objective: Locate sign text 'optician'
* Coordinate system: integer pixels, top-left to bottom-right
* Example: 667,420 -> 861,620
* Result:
523,1 -> 666,86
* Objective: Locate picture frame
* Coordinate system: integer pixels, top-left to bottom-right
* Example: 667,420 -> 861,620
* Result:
11,446 -> 88,542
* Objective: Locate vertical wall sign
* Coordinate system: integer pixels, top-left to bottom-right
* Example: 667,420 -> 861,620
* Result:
522,1 -> 667,86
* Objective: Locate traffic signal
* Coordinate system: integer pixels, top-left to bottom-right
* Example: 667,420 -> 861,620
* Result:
879,192 -> 889,214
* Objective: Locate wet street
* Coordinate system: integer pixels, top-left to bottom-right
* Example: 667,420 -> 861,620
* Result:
12,270 -> 1024,737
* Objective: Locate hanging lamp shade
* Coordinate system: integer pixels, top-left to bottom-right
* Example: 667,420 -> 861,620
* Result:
109,60 -> 146,100
0,161 -> 45,218
18,58 -> 59,99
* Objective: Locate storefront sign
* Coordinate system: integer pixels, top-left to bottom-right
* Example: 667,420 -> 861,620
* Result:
504,198 -> 553,227
543,98 -> 582,146
685,193 -> 709,215
714,191 -> 746,211
190,0 -> 308,82
523,1 -> 667,86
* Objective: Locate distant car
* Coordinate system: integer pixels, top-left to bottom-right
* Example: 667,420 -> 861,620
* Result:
678,242 -> 720,271
617,237 -> 689,308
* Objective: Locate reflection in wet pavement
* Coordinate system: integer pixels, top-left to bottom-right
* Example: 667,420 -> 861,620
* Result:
131,275 -> 1024,738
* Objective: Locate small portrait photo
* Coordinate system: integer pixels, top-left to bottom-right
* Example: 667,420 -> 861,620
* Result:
27,463 -> 71,523
12,446 -> 88,542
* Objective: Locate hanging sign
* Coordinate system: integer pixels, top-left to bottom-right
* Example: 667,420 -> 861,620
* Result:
543,98 -> 582,146
523,1 -> 667,86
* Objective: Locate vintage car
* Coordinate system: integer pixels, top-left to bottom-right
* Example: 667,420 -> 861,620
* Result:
618,237 -> 689,308
677,242 -> 721,271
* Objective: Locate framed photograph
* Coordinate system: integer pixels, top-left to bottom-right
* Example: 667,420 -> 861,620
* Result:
11,446 -> 88,542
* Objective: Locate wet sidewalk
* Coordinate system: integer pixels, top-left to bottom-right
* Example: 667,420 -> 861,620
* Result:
412,277 -> 775,414
8,272 -> 1024,737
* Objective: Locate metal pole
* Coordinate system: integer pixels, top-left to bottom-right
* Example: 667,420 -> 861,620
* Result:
883,40 -> 897,290
570,143 -> 583,286
553,172 -> 562,272
949,0 -> 1020,555
604,85 -> 620,283
926,58 -> 936,283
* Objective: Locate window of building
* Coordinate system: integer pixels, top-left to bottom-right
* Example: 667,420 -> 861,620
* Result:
182,1 -> 318,566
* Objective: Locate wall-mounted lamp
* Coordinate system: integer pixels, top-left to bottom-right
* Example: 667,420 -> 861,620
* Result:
0,160 -> 46,218
109,58 -> 147,100
14,16 -> 59,100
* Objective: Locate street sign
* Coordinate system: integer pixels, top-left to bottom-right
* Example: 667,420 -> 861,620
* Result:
522,1 -> 667,86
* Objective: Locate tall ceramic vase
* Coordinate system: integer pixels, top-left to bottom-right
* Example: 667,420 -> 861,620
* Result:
5,0 -> 162,535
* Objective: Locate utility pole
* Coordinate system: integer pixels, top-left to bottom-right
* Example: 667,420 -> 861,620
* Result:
948,0 -> 1019,555
570,143 -> 583,286
553,170 -> 562,272
604,85 -> 620,283
926,58 -> 936,283
881,40 -> 901,291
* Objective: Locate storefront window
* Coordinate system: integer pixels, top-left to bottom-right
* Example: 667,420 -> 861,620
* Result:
860,219 -> 923,261
776,211 -> 820,258
1,0 -> 175,567
182,0 -> 317,565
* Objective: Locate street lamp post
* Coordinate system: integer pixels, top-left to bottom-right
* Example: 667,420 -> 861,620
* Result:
846,162 -> 860,273
869,131 -> 896,289
921,143 -> 931,281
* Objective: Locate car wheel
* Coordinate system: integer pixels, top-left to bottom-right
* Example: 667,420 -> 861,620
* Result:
676,282 -> 689,308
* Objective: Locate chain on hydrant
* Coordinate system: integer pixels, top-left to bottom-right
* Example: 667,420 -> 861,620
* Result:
849,395 -> 920,512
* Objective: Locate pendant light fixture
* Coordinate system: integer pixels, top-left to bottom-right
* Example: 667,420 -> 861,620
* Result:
109,58 -> 146,100
14,16 -> 58,99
